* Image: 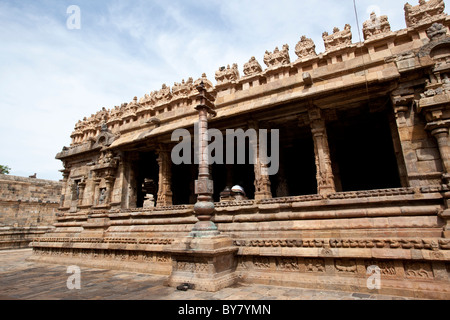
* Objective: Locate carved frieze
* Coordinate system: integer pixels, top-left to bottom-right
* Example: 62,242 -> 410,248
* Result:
404,261 -> 434,279
295,36 -> 317,60
365,260 -> 397,276
404,0 -> 446,28
323,24 -> 352,52
253,257 -> 271,269
335,259 -> 357,273
363,12 -> 391,41
305,258 -> 325,273
277,257 -> 299,271
263,45 -> 290,68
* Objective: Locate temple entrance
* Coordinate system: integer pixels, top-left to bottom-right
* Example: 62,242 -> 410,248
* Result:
327,109 -> 401,191
131,151 -> 159,208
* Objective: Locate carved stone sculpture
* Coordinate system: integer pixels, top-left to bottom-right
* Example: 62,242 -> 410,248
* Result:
263,44 -> 290,68
215,64 -> 240,85
322,24 -> 352,52
243,57 -> 263,76
363,12 -> 391,41
404,0 -> 445,28
295,36 -> 317,60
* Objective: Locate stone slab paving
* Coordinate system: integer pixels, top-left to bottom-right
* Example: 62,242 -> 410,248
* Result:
0,249 -> 416,300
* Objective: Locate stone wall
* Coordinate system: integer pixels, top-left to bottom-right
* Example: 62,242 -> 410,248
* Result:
0,174 -> 63,250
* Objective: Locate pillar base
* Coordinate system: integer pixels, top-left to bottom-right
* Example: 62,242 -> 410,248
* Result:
167,235 -> 238,292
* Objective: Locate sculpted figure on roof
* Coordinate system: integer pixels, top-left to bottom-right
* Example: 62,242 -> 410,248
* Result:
264,44 -> 290,68
323,24 -> 352,52
215,64 -> 240,85
243,56 -> 263,76
154,84 -> 172,103
172,77 -> 194,98
295,36 -> 317,60
404,0 -> 445,28
363,12 -> 391,41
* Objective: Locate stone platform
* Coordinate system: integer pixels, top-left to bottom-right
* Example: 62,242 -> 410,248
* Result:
0,249 -> 419,300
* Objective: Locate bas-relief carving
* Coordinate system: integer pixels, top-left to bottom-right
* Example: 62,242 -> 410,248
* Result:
305,258 -> 325,273
404,261 -> 434,279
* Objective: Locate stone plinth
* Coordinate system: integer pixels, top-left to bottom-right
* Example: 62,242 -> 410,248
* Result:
167,235 -> 238,292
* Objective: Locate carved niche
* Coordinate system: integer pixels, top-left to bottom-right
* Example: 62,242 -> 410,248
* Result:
263,44 -> 290,68
404,0 -> 446,28
295,36 -> 317,60
363,12 -> 392,41
322,24 -> 352,52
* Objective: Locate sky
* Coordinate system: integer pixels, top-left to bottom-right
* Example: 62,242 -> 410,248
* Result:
0,0 -> 427,181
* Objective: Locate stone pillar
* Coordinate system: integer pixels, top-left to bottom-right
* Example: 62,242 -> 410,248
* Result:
156,146 -> 173,207
104,176 -> 115,205
92,178 -> 101,206
429,125 -> 450,180
250,121 -> 272,201
77,179 -> 86,206
427,120 -> 450,238
190,86 -> 218,236
168,81 -> 237,292
308,106 -> 336,195
391,94 -> 422,187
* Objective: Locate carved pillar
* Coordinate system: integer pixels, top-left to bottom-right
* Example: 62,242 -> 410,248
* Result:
156,146 -> 173,207
391,94 -> 423,187
429,125 -> 450,180
59,168 -> 70,208
426,120 -> 450,238
104,176 -> 115,205
77,179 -> 86,206
92,177 -> 101,206
191,81 -> 219,237
69,179 -> 80,213
308,106 -> 336,195
250,121 -> 272,201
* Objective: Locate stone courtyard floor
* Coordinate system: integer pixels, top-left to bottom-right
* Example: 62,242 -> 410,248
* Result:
0,249 -> 417,301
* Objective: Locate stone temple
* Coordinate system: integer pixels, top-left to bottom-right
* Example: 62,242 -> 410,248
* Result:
30,0 -> 450,299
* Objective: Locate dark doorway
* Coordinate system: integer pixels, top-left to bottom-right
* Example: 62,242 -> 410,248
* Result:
270,125 -> 317,197
132,151 -> 159,208
328,110 -> 402,191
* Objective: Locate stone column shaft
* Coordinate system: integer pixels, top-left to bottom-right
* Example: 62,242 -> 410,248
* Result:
157,147 -> 173,207
308,107 -> 335,195
250,122 -> 272,201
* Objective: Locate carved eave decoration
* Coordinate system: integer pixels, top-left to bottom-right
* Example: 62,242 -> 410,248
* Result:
263,45 -> 291,70
322,25 -> 353,52
215,64 -> 240,89
294,36 -> 317,61
405,0 -> 446,29
363,12 -> 393,42
243,57 -> 263,77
